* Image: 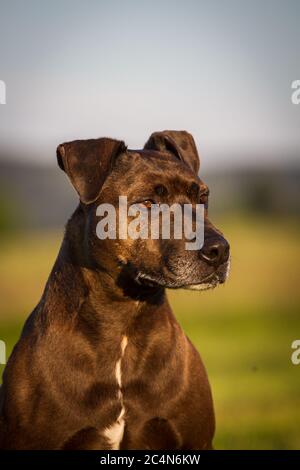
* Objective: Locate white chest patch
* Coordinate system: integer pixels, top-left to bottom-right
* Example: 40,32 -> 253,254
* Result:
103,336 -> 128,450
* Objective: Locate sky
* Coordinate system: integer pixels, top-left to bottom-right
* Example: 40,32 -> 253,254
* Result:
0,0 -> 299,168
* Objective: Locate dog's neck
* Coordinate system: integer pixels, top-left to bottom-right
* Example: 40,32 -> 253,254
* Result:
43,206 -> 165,326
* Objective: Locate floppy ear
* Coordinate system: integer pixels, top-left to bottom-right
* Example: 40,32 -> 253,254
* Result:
57,138 -> 126,204
144,130 -> 200,174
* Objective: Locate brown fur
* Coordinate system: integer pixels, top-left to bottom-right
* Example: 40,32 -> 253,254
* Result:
0,131 -> 230,449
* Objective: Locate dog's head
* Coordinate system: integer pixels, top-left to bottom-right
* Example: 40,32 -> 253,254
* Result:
57,131 -> 230,293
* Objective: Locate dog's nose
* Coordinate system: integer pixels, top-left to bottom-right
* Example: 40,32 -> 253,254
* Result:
199,237 -> 230,267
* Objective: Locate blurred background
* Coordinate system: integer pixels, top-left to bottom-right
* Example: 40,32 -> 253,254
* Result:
0,0 -> 300,449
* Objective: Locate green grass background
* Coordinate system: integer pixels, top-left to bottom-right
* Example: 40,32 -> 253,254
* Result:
1,214 -> 300,449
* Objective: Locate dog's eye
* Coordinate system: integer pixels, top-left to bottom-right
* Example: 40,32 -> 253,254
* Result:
143,200 -> 156,209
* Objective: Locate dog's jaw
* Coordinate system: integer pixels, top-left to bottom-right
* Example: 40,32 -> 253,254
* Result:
184,282 -> 218,291
179,258 -> 231,291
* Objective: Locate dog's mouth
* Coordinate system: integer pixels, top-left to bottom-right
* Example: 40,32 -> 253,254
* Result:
183,272 -> 223,291
135,260 -> 230,291
184,260 -> 230,291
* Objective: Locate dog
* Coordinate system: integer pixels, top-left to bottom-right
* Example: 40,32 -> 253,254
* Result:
0,130 -> 230,450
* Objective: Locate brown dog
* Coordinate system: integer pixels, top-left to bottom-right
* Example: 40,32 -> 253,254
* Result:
0,130 -> 230,450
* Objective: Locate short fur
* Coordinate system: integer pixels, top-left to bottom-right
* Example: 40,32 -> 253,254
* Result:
0,131 -> 230,449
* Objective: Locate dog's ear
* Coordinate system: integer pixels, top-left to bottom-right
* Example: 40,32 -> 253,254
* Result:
57,138 -> 126,204
144,130 -> 200,174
